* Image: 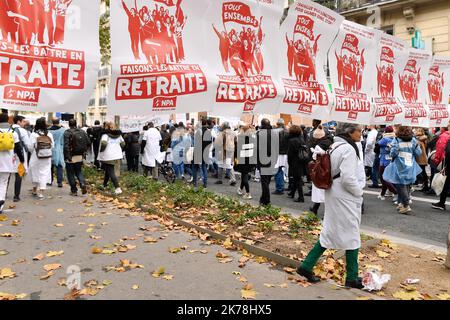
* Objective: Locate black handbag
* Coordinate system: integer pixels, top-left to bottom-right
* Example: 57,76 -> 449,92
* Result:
298,145 -> 309,162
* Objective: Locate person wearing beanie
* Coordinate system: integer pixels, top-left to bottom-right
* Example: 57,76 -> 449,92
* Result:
309,125 -> 333,215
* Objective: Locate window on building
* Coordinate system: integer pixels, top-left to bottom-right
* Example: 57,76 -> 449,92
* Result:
382,25 -> 394,35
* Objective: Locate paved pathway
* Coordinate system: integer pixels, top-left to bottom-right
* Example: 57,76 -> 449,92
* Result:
0,181 -> 372,300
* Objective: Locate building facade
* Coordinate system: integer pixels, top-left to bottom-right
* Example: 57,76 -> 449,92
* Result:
337,0 -> 450,56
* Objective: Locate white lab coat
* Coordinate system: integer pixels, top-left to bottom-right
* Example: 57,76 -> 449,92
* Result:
142,128 -> 162,167
311,145 -> 326,204
320,137 -> 365,250
11,124 -> 30,172
27,131 -> 54,190
363,129 -> 378,167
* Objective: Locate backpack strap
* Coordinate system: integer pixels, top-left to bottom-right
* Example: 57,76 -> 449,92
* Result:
329,142 -> 353,181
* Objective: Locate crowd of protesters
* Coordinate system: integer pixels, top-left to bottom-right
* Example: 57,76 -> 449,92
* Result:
1,112 -> 450,288
1,113 -> 448,215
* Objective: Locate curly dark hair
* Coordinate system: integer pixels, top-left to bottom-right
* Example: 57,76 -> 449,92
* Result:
396,126 -> 413,140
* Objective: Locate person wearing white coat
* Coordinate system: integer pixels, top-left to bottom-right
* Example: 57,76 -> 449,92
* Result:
141,122 -> 162,180
27,118 -> 54,200
297,123 -> 365,289
0,113 -> 25,212
11,115 -> 30,202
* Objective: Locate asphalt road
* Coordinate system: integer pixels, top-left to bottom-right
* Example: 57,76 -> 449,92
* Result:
203,176 -> 450,247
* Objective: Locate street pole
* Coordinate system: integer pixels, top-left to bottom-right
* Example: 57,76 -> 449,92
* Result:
114,115 -> 120,128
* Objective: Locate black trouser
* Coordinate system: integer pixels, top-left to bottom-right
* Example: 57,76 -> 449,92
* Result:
130,155 -> 139,172
14,173 -> 21,199
439,172 -> 450,205
311,203 -> 320,214
66,162 -> 85,193
240,173 -> 250,193
260,175 -> 272,205
103,163 -> 119,188
93,142 -> 100,169
419,165 -> 429,190
292,174 -> 304,200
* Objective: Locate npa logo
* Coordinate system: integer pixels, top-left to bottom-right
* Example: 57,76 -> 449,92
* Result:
4,85 -> 40,103
153,97 -> 177,111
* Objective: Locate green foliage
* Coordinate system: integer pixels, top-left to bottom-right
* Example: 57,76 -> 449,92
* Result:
99,5 -> 110,65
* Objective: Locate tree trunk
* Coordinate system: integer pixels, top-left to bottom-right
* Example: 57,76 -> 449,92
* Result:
445,226 -> 450,269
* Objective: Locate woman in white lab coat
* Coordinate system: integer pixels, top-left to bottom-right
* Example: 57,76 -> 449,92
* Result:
297,123 -> 365,289
141,122 -> 162,179
27,118 -> 54,200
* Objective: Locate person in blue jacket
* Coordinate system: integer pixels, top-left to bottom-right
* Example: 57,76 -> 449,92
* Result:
49,118 -> 66,188
377,126 -> 397,200
383,126 -> 422,215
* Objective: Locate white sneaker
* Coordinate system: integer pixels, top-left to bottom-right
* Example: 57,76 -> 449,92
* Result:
115,188 -> 123,195
385,191 -> 394,198
409,199 -> 413,204
188,177 -> 193,183
237,189 -> 243,196
243,193 -> 252,200
37,193 -> 44,200
377,194 -> 386,201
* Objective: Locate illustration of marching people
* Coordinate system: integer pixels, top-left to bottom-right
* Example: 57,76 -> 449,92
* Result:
122,0 -> 186,64
0,0 -> 72,45
213,16 -> 264,77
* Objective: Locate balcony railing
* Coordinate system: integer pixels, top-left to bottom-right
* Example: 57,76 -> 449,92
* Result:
88,98 -> 96,106
98,66 -> 111,79
337,0 -> 398,12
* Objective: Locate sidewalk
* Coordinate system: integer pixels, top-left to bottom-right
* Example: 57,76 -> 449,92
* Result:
0,180 -> 374,300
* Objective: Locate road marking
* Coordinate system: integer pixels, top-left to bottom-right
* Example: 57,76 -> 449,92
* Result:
363,190 -> 450,205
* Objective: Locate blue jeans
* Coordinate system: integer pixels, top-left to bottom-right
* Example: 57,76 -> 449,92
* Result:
192,163 -> 208,187
173,162 -> 185,179
66,162 -> 85,193
395,184 -> 410,206
52,164 -> 64,185
371,156 -> 380,186
274,167 -> 285,193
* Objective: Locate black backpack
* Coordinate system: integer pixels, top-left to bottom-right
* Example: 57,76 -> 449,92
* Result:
70,129 -> 89,156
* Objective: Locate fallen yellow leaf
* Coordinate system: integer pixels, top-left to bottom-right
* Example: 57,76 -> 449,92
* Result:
91,247 -> 103,254
0,268 -> 16,279
163,275 -> 174,281
437,293 -> 450,300
241,289 -> 257,300
392,290 -> 423,300
43,264 -> 62,272
46,250 -> 64,257
132,284 -> 139,290
376,250 -> 390,258
33,253 -> 45,261
56,208 -> 64,213
151,267 -> 166,278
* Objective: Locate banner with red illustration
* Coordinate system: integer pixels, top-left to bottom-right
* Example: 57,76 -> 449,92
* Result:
370,34 -> 409,125
108,0 -> 213,116
204,0 -> 284,117
0,0 -> 99,112
328,20 -> 380,124
278,0 -> 343,119
397,48 -> 432,127
426,56 -> 450,128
